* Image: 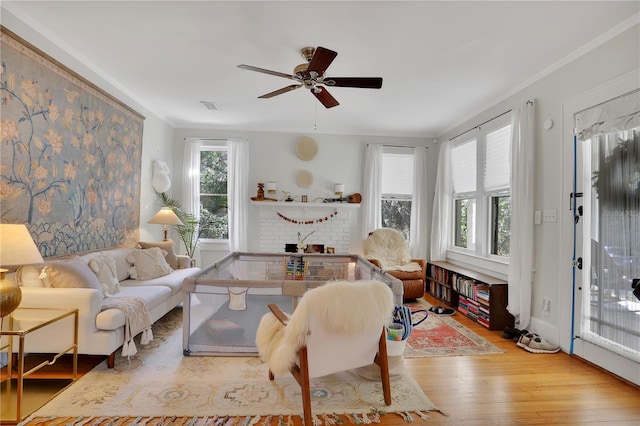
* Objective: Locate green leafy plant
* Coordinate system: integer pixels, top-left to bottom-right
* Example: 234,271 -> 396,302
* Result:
155,192 -> 202,259
591,133 -> 640,206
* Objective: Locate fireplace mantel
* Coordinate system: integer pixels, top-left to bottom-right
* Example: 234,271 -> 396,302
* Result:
251,201 -> 360,209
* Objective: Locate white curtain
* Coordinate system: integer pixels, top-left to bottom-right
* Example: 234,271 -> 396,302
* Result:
507,101 -> 535,329
227,139 -> 249,252
409,147 -> 428,258
182,138 -> 202,220
430,141 -> 452,261
362,144 -> 383,239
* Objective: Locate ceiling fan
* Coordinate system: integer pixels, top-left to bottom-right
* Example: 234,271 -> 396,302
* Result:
238,46 -> 383,109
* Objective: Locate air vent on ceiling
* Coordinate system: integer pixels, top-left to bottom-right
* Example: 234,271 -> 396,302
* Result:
200,100 -> 218,110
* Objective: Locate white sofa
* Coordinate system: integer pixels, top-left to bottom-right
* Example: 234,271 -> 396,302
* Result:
14,244 -> 200,368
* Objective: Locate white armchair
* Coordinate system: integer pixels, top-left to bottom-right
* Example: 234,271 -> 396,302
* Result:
256,280 -> 395,426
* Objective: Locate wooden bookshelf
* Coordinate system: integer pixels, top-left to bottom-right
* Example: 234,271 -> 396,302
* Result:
426,261 -> 514,331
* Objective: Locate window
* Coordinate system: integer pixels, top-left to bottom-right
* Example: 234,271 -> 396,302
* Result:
450,117 -> 512,259
381,148 -> 414,241
451,139 -> 477,251
199,146 -> 228,240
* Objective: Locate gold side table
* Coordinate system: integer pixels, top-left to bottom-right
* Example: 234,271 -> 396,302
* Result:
1,307 -> 78,424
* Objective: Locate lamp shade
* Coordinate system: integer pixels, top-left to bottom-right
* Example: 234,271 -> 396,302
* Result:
0,224 -> 44,267
148,208 -> 184,226
0,224 -> 44,317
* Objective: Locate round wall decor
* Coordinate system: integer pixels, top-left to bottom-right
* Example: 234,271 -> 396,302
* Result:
296,169 -> 314,188
296,136 -> 318,161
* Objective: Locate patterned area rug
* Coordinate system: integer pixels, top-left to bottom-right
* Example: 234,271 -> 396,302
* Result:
403,299 -> 505,357
24,308 -> 440,425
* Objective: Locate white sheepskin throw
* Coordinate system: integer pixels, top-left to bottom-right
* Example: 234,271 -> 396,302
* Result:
255,279 -> 394,377
363,228 -> 422,272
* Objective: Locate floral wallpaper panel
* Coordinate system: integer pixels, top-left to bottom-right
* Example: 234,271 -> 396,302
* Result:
0,28 -> 144,258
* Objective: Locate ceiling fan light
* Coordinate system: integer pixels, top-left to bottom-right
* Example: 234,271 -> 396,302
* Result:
293,63 -> 308,75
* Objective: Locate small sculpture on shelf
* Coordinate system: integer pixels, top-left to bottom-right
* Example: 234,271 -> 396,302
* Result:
297,230 -> 316,253
251,183 -> 277,201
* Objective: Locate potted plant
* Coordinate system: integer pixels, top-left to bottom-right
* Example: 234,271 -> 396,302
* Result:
155,192 -> 202,264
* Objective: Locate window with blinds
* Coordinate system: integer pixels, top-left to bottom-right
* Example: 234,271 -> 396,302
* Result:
450,117 -> 512,258
451,139 -> 477,250
485,124 -> 512,256
381,148 -> 414,241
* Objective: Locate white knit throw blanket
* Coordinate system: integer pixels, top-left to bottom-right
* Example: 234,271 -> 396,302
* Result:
101,297 -> 153,357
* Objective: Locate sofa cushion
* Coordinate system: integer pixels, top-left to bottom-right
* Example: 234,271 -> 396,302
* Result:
120,267 -> 199,296
127,247 -> 172,280
41,257 -> 104,297
88,253 -> 120,296
138,241 -> 179,270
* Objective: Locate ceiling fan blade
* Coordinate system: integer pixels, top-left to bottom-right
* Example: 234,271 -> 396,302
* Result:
307,47 -> 337,76
312,87 -> 339,108
238,64 -> 296,80
323,77 -> 383,89
322,77 -> 382,89
258,85 -> 301,99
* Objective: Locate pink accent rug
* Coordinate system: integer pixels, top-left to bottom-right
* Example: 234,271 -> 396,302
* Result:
403,299 -> 504,357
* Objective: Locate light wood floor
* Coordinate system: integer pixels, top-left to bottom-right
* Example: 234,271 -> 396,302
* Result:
404,294 -> 640,425
6,293 -> 640,425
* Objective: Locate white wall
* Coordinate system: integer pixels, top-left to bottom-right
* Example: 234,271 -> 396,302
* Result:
172,129 -> 436,265
1,9 -> 177,246
436,23 -> 639,352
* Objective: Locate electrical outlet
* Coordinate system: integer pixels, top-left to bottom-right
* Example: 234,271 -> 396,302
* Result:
543,209 -> 557,222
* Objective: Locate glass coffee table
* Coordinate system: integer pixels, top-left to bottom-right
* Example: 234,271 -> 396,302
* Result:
1,307 -> 78,424
182,252 -> 402,356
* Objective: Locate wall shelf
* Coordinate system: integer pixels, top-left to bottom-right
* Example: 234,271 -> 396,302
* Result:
251,201 -> 360,208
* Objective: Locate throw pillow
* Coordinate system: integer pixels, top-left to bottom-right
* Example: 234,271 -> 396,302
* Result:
41,257 -> 104,296
88,253 -> 120,296
127,247 -> 172,280
137,240 -> 179,270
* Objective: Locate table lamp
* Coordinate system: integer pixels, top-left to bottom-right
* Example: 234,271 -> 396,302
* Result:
0,224 -> 44,317
148,208 -> 184,241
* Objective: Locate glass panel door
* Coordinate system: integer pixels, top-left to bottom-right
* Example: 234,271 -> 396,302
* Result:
580,128 -> 640,361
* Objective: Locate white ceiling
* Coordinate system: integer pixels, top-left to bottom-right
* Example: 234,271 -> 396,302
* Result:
2,1 -> 639,138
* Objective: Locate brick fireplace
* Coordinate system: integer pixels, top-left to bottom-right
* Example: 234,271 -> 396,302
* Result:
255,202 -> 358,254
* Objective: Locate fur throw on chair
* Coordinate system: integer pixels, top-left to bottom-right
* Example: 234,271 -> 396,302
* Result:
363,228 -> 422,272
255,279 -> 394,376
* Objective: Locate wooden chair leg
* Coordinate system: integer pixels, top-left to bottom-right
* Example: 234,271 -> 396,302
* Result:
294,346 -> 313,426
107,351 -> 116,369
269,370 -> 274,380
375,330 -> 392,405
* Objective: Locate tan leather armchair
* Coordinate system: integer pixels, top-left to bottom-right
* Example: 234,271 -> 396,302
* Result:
364,228 -> 426,301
